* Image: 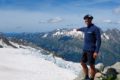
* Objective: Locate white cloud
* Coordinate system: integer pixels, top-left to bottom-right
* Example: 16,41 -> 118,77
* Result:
103,19 -> 112,23
38,17 -> 64,24
117,21 -> 120,24
103,19 -> 120,24
114,7 -> 120,14
0,10 -> 59,32
39,20 -> 46,23
47,17 -> 64,23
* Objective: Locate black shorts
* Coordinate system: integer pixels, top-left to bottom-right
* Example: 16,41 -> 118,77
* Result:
81,50 -> 95,65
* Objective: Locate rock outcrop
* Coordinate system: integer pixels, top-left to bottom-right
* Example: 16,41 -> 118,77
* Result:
74,62 -> 120,80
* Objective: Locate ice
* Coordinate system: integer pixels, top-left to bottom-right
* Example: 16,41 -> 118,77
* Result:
0,48 -> 76,80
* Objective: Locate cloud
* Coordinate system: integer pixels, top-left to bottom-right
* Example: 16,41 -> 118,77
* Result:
103,19 -> 112,23
113,7 -> 120,14
47,17 -> 64,23
117,21 -> 120,24
39,20 -> 46,23
15,26 -> 23,29
39,17 -> 64,24
103,19 -> 120,24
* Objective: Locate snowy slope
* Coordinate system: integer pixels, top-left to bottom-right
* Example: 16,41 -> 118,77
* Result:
42,54 -> 82,75
53,29 -> 84,38
52,28 -> 110,40
10,41 -> 82,75
0,48 -> 77,80
0,39 -> 10,48
0,38 -> 15,48
0,34 -> 82,76
0,34 -> 17,48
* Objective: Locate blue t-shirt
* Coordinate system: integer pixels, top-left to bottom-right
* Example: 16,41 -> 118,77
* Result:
79,24 -> 101,53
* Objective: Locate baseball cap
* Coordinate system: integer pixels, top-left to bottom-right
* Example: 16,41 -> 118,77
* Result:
83,14 -> 93,20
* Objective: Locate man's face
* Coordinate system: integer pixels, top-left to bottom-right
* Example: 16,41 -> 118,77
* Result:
84,18 -> 92,26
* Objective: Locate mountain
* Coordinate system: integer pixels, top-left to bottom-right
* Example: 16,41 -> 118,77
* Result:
0,33 -> 18,48
0,33 -> 82,80
1,29 -> 120,80
4,28 -> 120,66
0,33 -> 82,75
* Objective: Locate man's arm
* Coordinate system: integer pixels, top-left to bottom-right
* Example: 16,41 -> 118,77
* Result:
76,27 -> 85,32
95,28 -> 101,53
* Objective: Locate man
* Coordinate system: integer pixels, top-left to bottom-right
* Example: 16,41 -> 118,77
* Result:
77,14 -> 101,80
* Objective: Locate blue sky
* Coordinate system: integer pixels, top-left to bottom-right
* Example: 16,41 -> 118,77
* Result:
0,0 -> 120,32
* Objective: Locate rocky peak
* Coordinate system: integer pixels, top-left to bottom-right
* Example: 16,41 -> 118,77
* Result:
0,32 -> 17,48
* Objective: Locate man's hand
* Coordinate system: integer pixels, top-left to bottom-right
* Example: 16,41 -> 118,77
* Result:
76,28 -> 80,31
93,52 -> 98,59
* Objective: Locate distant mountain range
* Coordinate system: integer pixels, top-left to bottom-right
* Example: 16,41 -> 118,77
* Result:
2,28 -> 120,66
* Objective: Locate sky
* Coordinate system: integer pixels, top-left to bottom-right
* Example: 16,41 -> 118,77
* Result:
0,0 -> 120,32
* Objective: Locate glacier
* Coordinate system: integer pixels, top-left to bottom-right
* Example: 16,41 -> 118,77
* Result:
0,48 -> 77,80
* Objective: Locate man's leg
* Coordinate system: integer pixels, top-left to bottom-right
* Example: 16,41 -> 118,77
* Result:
90,65 -> 96,80
89,64 -> 96,80
81,51 -> 90,79
81,61 -> 89,78
81,62 -> 88,74
87,51 -> 96,80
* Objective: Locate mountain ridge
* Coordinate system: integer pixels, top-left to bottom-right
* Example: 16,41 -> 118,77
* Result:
3,28 -> 120,66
